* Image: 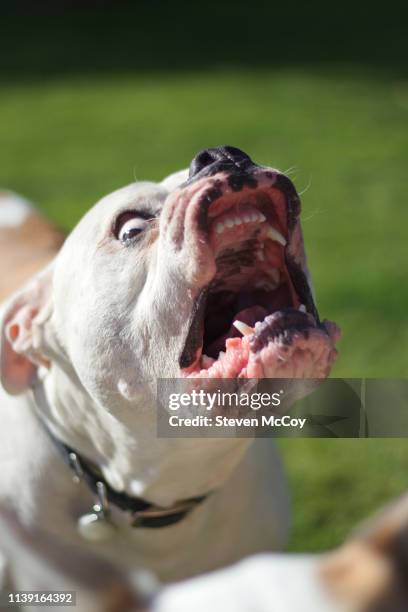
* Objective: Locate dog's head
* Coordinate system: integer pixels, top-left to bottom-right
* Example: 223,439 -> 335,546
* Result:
1,146 -> 340,410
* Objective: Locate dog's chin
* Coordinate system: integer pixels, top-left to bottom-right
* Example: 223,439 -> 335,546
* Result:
179,182 -> 340,379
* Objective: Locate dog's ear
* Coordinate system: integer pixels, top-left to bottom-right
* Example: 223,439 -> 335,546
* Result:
0,265 -> 54,395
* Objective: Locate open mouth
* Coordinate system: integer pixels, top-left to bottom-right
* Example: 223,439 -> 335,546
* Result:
179,173 -> 339,379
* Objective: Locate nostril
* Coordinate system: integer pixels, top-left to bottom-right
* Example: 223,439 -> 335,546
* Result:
189,150 -> 217,177
189,145 -> 254,179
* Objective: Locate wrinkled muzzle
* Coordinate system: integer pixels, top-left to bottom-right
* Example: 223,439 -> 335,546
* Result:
159,146 -> 340,379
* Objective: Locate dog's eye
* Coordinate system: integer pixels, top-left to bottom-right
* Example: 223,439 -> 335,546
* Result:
115,213 -> 150,243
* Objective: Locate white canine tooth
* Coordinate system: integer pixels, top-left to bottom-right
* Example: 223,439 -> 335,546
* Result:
226,218 -> 234,228
266,226 -> 287,246
234,217 -> 243,225
233,320 -> 255,337
215,222 -> 225,234
243,214 -> 251,223
250,213 -> 258,222
258,212 -> 266,222
299,304 -> 307,313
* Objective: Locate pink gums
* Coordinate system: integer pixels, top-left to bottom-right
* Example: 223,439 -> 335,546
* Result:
185,320 -> 340,380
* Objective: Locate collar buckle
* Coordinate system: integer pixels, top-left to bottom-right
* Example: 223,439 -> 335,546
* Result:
68,451 -> 84,484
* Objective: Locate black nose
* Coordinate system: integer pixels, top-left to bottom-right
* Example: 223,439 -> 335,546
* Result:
189,146 -> 254,180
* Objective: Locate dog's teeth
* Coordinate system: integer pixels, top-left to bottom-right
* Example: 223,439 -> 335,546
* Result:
256,251 -> 265,261
202,355 -> 215,367
215,211 -> 270,234
299,304 -> 307,313
233,320 -> 255,336
266,226 -> 287,246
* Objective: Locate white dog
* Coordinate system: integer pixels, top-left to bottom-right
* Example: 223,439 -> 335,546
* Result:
0,147 -> 339,609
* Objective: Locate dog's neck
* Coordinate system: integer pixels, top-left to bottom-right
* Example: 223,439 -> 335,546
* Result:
33,365 -> 251,507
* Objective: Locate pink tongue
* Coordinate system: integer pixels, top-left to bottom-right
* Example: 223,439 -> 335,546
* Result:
206,306 -> 267,356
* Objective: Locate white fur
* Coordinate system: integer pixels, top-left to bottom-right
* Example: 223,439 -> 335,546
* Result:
0,191 -> 32,227
160,169 -> 189,192
153,554 -> 340,612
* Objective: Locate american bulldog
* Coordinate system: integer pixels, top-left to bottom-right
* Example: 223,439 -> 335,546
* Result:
0,147 -> 339,607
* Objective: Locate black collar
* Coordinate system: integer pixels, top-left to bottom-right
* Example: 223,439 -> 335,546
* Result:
45,425 -> 209,529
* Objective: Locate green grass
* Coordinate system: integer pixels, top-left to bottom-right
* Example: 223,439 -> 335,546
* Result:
1,64 -> 408,552
280,438 -> 408,552
2,69 -> 407,378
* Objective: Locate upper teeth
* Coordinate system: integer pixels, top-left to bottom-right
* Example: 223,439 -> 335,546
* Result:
215,211 -> 266,234
266,227 -> 286,246
214,213 -> 287,248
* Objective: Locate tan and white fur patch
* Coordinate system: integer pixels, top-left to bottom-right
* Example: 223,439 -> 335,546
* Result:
0,192 -> 64,301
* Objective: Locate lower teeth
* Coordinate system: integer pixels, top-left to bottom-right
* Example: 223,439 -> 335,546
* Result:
233,320 -> 254,336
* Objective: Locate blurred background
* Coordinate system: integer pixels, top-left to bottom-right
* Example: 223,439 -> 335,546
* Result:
1,0 -> 408,552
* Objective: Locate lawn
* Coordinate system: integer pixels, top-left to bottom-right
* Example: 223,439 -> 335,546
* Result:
1,2 -> 408,553
2,69 -> 407,378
